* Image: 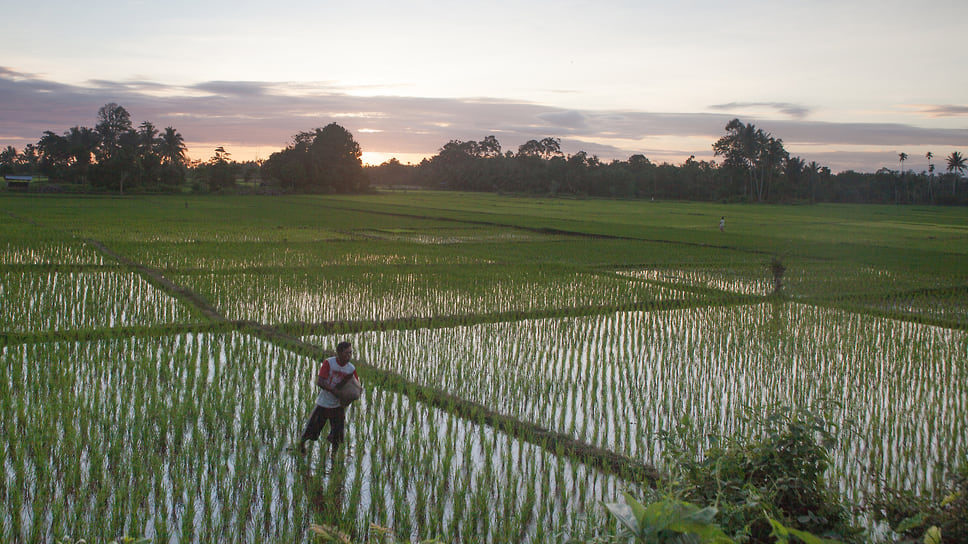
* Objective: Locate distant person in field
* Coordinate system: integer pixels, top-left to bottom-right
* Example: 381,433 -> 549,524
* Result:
298,341 -> 360,454
719,216 -> 725,232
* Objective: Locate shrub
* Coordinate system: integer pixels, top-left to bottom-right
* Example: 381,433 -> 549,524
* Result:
869,453 -> 968,543
658,405 -> 861,543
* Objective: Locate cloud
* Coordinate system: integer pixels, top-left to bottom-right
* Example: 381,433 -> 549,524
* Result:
708,101 -> 813,119
538,110 -> 587,129
1,68 -> 965,172
911,104 -> 968,118
191,81 -> 274,97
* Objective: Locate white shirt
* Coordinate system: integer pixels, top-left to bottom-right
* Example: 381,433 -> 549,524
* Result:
315,356 -> 358,408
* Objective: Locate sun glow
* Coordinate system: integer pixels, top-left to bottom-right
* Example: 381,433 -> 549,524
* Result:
361,151 -> 429,166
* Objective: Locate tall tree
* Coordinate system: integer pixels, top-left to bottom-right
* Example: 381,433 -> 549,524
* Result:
713,119 -> 787,201
478,135 -> 502,157
261,123 -> 367,193
19,144 -> 39,171
205,146 -> 236,190
138,121 -> 158,156
947,151 -> 966,196
37,131 -> 71,177
805,161 -> 821,201
95,103 -> 133,161
0,146 -> 16,175
159,126 -> 188,167
898,152 -> 907,173
65,126 -> 99,183
310,123 -> 366,192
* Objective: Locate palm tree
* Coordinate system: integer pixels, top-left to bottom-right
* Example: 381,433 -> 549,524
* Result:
925,151 -> 934,201
898,152 -> 907,173
159,126 -> 188,167
947,151 -> 966,196
0,145 -> 16,164
138,121 -> 158,157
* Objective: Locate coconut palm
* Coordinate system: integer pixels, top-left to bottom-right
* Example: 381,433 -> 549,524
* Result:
898,152 -> 907,174
947,151 -> 966,196
138,121 -> 159,157
159,126 -> 188,167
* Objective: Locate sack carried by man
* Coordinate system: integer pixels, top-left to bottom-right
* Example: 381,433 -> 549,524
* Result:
334,374 -> 363,405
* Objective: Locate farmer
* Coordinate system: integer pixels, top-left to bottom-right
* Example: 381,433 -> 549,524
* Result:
719,216 -> 725,232
298,341 -> 360,454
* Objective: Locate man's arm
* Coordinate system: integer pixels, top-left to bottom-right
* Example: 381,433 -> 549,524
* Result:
316,360 -> 336,391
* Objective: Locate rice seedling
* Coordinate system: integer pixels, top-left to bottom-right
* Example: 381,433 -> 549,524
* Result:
176,265 -> 688,325
0,270 -> 198,332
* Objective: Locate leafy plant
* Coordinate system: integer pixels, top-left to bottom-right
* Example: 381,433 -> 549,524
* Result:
603,492 -> 734,543
659,404 -> 860,543
869,452 -> 967,543
766,514 -> 840,544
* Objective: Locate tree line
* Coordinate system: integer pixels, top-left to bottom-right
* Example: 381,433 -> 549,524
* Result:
0,103 -> 368,194
370,121 -> 968,205
3,104 -> 966,203
0,103 -> 192,193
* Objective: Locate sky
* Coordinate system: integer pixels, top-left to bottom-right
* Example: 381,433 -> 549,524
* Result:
2,0 -> 967,173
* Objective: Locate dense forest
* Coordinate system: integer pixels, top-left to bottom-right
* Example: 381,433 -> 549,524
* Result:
2,103 -> 966,204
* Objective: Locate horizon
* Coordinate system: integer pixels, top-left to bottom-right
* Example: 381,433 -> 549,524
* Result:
2,1 -> 967,174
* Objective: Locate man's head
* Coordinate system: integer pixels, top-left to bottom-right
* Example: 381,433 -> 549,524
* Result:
335,341 -> 353,365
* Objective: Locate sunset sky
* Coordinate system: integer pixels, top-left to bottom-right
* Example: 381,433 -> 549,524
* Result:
2,0 -> 967,172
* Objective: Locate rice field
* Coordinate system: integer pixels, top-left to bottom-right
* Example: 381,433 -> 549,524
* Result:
174,267 -> 689,325
0,270 -> 198,332
324,303 -> 967,504
1,193 -> 966,543
0,332 -> 634,543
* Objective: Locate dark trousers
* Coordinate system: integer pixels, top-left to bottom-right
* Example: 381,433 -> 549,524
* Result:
301,405 -> 346,445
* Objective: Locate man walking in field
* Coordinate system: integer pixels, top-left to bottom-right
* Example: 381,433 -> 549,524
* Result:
298,341 -> 360,454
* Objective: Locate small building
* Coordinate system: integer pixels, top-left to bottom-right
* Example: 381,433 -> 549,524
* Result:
4,175 -> 33,189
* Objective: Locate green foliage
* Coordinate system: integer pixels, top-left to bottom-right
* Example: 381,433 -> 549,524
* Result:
869,453 -> 968,543
603,493 -> 734,543
261,124 -> 368,193
765,515 -> 840,544
31,103 -> 188,192
658,405 -> 860,543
